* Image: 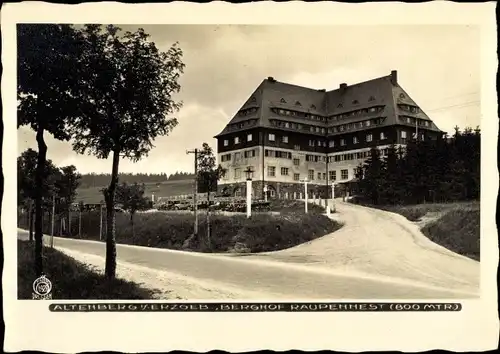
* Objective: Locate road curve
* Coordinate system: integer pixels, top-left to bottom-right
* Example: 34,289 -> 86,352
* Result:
247,200 -> 480,295
18,206 -> 478,300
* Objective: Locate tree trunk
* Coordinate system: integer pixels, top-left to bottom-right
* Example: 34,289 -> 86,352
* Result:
104,149 -> 120,279
34,126 -> 47,276
206,190 -> 211,250
29,202 -> 34,242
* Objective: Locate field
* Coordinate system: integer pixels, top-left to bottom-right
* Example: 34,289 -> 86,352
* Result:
75,179 -> 194,204
376,201 -> 480,261
19,200 -> 341,254
17,240 -> 158,299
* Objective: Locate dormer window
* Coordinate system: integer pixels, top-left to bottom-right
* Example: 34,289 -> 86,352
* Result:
369,96 -> 375,101
295,101 -> 301,106
280,98 -> 286,103
352,100 -> 359,105
250,96 -> 256,103
310,104 -> 316,110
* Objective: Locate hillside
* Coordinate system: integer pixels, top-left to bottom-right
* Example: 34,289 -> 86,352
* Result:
76,179 -> 195,204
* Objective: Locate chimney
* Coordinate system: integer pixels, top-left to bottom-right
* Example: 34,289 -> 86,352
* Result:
267,76 -> 276,83
390,70 -> 398,85
339,83 -> 347,93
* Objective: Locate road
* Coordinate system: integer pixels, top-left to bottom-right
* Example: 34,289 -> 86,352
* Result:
18,200 -> 480,299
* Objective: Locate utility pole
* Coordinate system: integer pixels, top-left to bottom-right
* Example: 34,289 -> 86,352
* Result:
186,148 -> 199,239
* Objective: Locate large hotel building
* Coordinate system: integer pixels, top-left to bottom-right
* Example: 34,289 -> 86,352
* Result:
215,70 -> 443,199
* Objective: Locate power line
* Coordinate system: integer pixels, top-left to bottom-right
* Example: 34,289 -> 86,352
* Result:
425,100 -> 480,113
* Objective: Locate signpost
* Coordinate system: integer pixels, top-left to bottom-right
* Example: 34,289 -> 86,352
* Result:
244,167 -> 254,218
331,181 -> 336,213
300,177 -> 309,213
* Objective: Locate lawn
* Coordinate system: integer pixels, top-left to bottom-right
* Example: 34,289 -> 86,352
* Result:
75,179 -> 193,204
18,240 -> 159,299
372,201 -> 480,261
19,200 -> 342,254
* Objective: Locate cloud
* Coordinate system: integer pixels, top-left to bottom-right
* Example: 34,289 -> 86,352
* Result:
17,24 -> 481,174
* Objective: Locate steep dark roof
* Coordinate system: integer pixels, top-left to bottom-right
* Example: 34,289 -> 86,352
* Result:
215,71 -> 442,137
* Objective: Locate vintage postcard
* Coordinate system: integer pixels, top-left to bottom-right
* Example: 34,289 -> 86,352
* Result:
2,1 -> 498,352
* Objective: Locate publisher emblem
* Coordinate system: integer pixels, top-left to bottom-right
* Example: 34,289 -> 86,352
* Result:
32,275 -> 52,300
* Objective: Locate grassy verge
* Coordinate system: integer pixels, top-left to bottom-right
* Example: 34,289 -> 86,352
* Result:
364,201 -> 480,261
422,207 -> 480,261
19,200 -> 341,253
18,240 -> 159,299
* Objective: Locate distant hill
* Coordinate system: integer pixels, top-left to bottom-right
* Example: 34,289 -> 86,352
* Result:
79,172 -> 195,189
76,177 -> 195,204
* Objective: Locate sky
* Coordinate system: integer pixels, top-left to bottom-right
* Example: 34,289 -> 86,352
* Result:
17,24 -> 481,176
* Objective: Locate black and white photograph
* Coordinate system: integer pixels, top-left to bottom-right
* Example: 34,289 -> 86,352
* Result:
2,1 -> 498,352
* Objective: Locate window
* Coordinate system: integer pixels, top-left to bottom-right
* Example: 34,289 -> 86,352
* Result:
366,120 -> 371,127
401,131 -> 407,139
234,137 -> 240,144
329,170 -> 337,181
425,121 -> 430,127
323,173 -> 326,180
309,140 -> 315,147
399,93 -> 405,99
340,139 -> 346,146
247,134 -> 252,142
268,166 -> 276,177
280,98 -> 286,103
282,136 -> 289,143
329,140 -> 335,148
341,169 -> 348,180
269,134 -> 275,141
293,173 -> 300,181
223,139 -> 229,146
308,170 -> 315,180
380,132 -> 386,140
311,104 -> 316,110
353,137 -> 358,144
366,134 -> 373,142
221,154 -> 231,162
352,100 -> 359,105
244,149 -> 256,158
295,101 -> 301,106
317,172 -> 322,180
294,144 -> 301,150
337,103 -> 343,108
234,152 -> 241,161
369,96 -> 375,101
281,167 -> 289,176
234,168 -> 241,180
293,158 -> 300,166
